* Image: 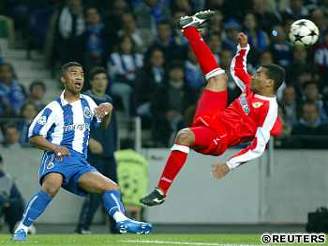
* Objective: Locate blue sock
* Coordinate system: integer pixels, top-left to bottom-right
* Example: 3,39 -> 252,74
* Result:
22,191 -> 52,226
102,190 -> 125,217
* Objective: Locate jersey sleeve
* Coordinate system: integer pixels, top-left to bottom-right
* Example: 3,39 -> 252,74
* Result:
230,44 -> 252,94
226,100 -> 278,169
28,103 -> 57,138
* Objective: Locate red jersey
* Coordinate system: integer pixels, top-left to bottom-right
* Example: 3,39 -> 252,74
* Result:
210,44 -> 282,168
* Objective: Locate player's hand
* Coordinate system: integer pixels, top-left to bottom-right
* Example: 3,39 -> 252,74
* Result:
88,138 -> 103,154
53,145 -> 70,160
95,103 -> 113,120
238,32 -> 248,48
212,163 -> 230,179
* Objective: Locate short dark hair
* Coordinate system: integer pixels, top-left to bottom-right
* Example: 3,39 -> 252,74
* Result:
29,80 -> 46,93
89,66 -> 107,81
262,64 -> 285,91
61,62 -> 82,75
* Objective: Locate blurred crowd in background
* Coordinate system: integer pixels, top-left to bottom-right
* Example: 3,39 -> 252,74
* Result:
1,0 -> 328,148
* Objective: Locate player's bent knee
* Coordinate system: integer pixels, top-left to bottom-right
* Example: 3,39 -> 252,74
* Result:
41,173 -> 63,197
206,75 -> 227,92
175,128 -> 194,146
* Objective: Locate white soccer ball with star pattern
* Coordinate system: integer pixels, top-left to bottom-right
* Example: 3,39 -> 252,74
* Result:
289,19 -> 319,46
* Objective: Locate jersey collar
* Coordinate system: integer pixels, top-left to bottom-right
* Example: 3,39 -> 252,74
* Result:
254,94 -> 276,101
60,90 -> 82,106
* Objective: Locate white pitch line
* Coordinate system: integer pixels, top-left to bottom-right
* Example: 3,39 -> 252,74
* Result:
121,240 -> 260,246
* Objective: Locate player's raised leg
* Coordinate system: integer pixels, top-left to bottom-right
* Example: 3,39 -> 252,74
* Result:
78,171 -> 152,234
140,10 -> 227,207
12,173 -> 63,241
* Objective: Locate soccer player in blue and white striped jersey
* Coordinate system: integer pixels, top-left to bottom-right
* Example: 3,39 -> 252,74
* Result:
12,62 -> 151,241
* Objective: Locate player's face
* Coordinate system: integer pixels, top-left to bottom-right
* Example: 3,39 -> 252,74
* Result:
91,73 -> 108,93
62,66 -> 84,94
251,67 -> 271,93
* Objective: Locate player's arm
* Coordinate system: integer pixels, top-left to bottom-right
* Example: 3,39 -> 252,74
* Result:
230,32 -> 252,93
29,136 -> 69,157
213,101 -> 278,179
28,106 -> 69,157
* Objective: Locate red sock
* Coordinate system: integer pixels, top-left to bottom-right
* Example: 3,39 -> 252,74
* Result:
183,26 -> 223,79
157,145 -> 189,195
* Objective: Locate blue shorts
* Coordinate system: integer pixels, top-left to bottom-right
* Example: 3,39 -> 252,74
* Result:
38,150 -> 97,196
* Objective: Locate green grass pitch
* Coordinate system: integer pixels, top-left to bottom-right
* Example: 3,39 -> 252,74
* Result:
0,234 -> 324,246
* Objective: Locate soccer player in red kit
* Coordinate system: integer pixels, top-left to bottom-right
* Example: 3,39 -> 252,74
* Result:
140,10 -> 284,206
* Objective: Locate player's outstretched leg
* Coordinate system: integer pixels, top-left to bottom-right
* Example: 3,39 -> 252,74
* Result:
12,173 -> 62,241
78,172 -> 152,234
140,128 -> 195,206
180,11 -> 224,80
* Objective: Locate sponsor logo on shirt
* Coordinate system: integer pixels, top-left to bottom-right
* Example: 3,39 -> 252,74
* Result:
239,93 -> 250,115
63,123 -> 90,132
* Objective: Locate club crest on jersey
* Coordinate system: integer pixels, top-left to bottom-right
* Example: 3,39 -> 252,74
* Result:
46,161 -> 55,170
252,102 -> 263,108
239,93 -> 250,115
37,116 -> 47,125
83,107 -> 92,118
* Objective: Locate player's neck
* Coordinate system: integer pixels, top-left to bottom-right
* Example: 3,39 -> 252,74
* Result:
257,89 -> 275,98
64,90 -> 80,103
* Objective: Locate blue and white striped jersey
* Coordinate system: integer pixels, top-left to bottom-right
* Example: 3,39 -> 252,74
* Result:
28,91 -> 98,157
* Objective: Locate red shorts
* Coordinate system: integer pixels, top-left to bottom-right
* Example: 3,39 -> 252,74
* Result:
190,89 -> 228,156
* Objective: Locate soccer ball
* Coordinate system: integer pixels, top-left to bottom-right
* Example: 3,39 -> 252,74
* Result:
289,19 -> 319,46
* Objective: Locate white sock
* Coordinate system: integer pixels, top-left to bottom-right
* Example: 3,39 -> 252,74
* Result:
113,211 -> 128,222
16,222 -> 29,233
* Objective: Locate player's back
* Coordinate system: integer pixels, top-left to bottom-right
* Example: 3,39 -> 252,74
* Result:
210,91 -> 279,147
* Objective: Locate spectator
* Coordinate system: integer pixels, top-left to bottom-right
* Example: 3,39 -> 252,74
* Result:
302,81 -> 328,122
117,13 -> 144,52
243,12 -> 270,55
286,45 -> 313,94
252,0 -> 280,33
282,0 -> 309,21
207,33 -> 222,62
314,31 -> 328,81
0,154 -> 26,234
136,47 -> 166,122
184,47 -> 204,91
151,61 -> 196,146
17,102 -> 38,145
259,50 -> 274,66
222,18 -> 241,53
310,9 -> 328,36
280,85 -> 299,129
27,80 -> 46,111
2,124 -> 20,148
208,10 -> 224,34
76,67 -> 118,234
292,102 -> 328,135
0,63 -> 26,117
82,7 -> 108,70
52,0 -> 85,65
104,0 -> 129,34
270,25 -> 293,67
108,35 -> 143,116
149,20 -> 186,61
133,0 -> 171,37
